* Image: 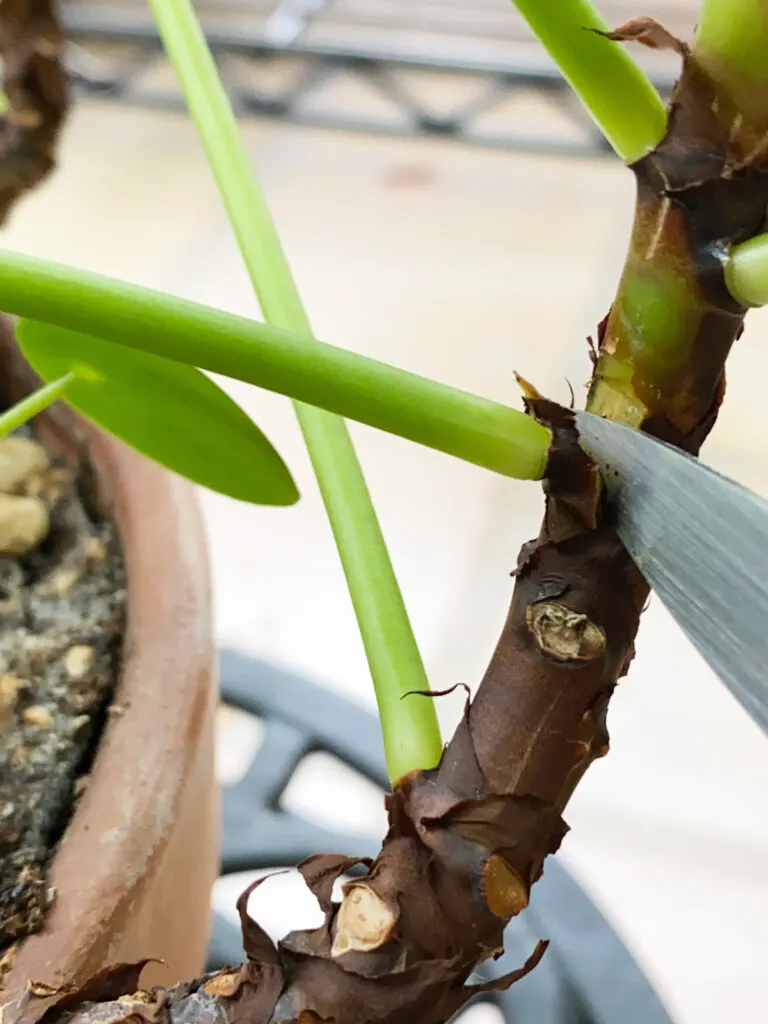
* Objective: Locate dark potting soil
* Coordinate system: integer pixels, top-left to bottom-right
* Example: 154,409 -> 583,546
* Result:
0,424 -> 127,957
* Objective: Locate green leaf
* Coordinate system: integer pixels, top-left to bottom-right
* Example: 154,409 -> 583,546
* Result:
17,319 -> 299,506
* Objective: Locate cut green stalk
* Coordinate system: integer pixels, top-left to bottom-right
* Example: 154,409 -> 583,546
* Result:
0,371 -> 76,436
0,251 -> 550,480
509,0 -> 667,163
727,233 -> 768,307
148,0 -> 442,782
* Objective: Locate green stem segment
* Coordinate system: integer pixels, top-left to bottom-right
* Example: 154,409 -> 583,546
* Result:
0,371 -> 76,436
509,0 -> 667,163
697,0 -> 768,311
587,0 -> 768,435
694,0 -> 768,127
586,198 -> 706,429
148,0 -> 442,782
0,250 -> 550,479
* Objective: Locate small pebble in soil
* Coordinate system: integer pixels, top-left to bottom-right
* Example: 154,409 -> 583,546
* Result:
73,775 -> 90,799
63,645 -> 94,681
0,493 -> 49,556
0,436 -> 50,493
84,537 -> 107,565
0,673 -> 26,715
35,565 -> 81,598
22,705 -> 53,730
0,427 -> 127,956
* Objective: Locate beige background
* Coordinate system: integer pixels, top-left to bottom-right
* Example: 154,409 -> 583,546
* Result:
4,59 -> 768,1022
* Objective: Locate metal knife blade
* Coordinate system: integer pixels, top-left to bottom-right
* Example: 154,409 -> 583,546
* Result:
574,410 -> 768,734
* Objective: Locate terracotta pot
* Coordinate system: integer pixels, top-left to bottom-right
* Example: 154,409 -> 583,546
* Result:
0,320 -> 220,1012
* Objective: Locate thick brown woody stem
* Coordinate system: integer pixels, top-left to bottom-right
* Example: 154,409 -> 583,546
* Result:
0,0 -> 69,223
11,17 -> 768,1024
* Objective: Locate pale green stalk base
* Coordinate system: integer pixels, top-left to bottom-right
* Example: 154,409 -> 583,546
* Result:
0,251 -> 550,480
149,0 -> 442,782
510,0 -> 667,163
727,234 -> 768,307
0,371 -> 75,436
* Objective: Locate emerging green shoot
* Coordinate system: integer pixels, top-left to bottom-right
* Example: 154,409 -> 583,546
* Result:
0,371 -> 76,437
727,234 -> 768,308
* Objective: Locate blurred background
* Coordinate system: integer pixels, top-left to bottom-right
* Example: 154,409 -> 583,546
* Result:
6,1 -> 768,1021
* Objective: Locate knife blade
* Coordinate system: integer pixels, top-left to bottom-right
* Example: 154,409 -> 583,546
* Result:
574,410 -> 768,734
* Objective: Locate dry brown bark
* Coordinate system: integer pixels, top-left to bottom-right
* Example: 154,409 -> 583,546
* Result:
7,16 -> 768,1024
0,0 -> 69,223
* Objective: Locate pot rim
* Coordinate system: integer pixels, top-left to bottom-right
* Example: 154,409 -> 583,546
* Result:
1,406 -> 215,1005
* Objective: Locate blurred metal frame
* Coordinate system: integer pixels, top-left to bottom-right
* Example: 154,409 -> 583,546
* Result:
60,0 -> 688,156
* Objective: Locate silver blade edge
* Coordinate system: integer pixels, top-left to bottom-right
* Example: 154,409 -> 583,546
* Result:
575,410 -> 768,734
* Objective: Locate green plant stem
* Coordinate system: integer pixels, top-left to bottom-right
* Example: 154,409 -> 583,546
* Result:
0,251 -> 550,479
587,0 -> 768,434
509,0 -> 667,163
727,233 -> 768,307
148,0 -> 443,783
0,371 -> 75,436
694,0 -> 768,126
697,1 -> 768,310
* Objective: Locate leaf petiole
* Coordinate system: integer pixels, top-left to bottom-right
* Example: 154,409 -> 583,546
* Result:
509,0 -> 667,163
148,0 -> 444,782
0,251 -> 550,482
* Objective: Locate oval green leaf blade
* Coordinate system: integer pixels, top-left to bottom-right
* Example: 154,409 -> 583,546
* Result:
17,318 -> 299,506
